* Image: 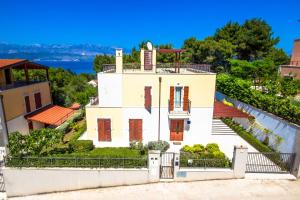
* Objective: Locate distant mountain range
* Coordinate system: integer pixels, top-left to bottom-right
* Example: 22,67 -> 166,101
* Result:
0,43 -> 130,62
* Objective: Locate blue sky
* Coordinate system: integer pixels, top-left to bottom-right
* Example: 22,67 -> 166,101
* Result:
0,0 -> 299,53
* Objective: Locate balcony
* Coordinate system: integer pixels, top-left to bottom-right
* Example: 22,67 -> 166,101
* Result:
102,63 -> 212,74
168,99 -> 191,119
0,80 -> 48,92
89,96 -> 99,106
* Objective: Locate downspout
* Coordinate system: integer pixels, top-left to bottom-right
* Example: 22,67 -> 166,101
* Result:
158,77 -> 162,141
0,95 -> 9,154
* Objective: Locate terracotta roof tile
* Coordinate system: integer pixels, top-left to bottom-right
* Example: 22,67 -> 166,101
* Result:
0,59 -> 27,68
213,101 -> 250,118
27,105 -> 74,126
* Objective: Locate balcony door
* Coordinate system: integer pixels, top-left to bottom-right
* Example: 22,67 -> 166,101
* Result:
174,87 -> 182,108
170,119 -> 184,141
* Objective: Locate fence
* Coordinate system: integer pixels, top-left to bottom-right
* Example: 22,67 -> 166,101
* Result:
5,156 -> 148,169
179,152 -> 232,169
246,152 -> 295,173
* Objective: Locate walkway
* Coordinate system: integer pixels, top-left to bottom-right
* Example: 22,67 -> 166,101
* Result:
8,179 -> 300,200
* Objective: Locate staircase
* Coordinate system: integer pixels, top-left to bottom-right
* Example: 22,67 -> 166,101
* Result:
212,119 -> 236,135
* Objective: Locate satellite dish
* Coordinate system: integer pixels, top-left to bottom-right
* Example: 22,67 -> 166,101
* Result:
146,42 -> 153,50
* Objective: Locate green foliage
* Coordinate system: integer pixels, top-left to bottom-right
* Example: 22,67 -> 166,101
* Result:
8,129 -> 64,157
70,147 -> 144,158
69,140 -> 94,152
68,121 -> 87,142
56,122 -> 71,134
41,143 -> 71,155
222,118 -> 273,152
205,143 -> 220,153
147,140 -> 170,152
93,54 -> 115,72
217,74 -> 300,125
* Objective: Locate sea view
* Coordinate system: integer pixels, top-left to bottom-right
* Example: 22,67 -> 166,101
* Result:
37,60 -> 94,74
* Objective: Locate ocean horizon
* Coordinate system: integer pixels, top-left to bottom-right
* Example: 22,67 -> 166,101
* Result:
37,60 -> 95,74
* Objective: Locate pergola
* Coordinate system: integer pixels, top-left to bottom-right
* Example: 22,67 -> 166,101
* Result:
157,49 -> 186,73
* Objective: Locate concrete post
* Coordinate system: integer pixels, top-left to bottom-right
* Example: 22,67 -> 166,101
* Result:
232,145 -> 248,178
173,152 -> 180,179
148,150 -> 161,182
115,48 -> 123,73
292,129 -> 300,177
140,49 -> 144,72
152,48 -> 157,73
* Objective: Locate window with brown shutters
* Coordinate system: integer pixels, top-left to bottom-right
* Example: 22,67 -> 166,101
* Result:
98,119 -> 111,141
144,86 -> 151,111
129,119 -> 142,141
183,86 -> 189,111
24,96 -> 31,113
169,86 -> 174,111
34,92 -> 42,109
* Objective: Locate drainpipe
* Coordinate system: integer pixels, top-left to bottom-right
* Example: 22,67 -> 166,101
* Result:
158,77 -> 162,141
0,95 -> 9,154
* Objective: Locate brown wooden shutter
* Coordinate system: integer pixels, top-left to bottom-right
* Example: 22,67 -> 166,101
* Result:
136,119 -> 142,141
34,93 -> 42,109
129,119 -> 135,141
183,86 -> 189,111
98,119 -> 111,141
104,119 -> 111,141
170,120 -> 176,141
24,96 -> 31,113
169,86 -> 174,111
144,86 -> 152,111
144,51 -> 153,70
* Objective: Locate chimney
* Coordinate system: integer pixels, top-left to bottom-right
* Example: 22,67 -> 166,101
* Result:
116,48 -> 123,73
140,48 -> 157,72
291,39 -> 300,66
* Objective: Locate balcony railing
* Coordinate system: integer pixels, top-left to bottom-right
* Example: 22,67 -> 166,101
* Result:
102,63 -> 212,74
89,96 -> 99,105
290,61 -> 300,66
168,99 -> 191,114
0,80 -> 48,91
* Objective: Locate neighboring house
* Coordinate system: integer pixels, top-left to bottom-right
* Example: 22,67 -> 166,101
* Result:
88,79 -> 98,87
85,47 -> 216,150
0,59 -> 74,148
279,39 -> 300,78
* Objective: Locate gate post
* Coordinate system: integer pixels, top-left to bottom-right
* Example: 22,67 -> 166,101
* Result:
232,145 -> 248,178
148,150 -> 161,182
173,152 -> 180,179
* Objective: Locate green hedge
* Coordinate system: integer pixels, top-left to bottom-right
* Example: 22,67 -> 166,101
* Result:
69,140 -> 94,152
222,118 -> 273,152
217,74 -> 300,125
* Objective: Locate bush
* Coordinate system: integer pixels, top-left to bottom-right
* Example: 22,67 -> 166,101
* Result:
129,141 -> 147,155
222,118 -> 273,152
69,147 -> 144,158
69,121 -> 87,142
147,140 -> 169,152
41,143 -> 71,155
67,110 -> 84,124
69,140 -> 94,152
56,122 -> 71,134
205,143 -> 220,153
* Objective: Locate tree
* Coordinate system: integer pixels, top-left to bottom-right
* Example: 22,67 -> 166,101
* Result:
280,77 -> 299,97
266,47 -> 290,66
93,54 -> 115,72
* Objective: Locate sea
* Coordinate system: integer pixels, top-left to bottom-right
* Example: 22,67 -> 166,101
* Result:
36,60 -> 94,74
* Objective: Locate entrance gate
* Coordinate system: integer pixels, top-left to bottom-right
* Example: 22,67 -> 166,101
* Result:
246,152 -> 295,174
160,152 -> 175,179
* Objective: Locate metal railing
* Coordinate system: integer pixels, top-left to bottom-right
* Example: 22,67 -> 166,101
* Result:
168,100 -> 191,114
179,152 -> 232,168
89,96 -> 99,105
246,152 -> 295,173
0,80 -> 48,91
102,64 -> 116,73
4,156 -> 148,169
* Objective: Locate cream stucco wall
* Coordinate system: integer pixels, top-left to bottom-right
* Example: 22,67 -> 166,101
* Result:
0,81 -> 51,121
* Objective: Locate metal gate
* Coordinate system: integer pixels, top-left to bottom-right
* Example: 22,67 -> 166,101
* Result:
160,153 -> 174,179
0,160 -> 5,192
246,152 -> 295,174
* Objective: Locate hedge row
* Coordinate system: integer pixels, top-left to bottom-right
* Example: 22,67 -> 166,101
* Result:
217,74 -> 300,125
222,118 -> 273,153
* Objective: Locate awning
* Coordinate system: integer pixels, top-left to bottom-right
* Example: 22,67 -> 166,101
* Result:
213,101 -> 250,118
26,105 -> 74,126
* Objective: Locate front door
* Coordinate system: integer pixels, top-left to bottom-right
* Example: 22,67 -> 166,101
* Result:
170,119 -> 184,141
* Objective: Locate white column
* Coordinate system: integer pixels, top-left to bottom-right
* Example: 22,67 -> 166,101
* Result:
152,48 -> 157,73
140,49 -> 144,72
116,48 -> 123,73
232,145 -> 248,178
148,150 -> 161,182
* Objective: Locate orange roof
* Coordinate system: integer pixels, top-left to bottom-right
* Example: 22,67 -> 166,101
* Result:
0,59 -> 27,69
27,105 -> 74,126
213,101 -> 250,118
69,103 -> 81,110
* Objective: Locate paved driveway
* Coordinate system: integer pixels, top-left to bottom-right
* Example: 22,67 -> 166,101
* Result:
9,179 -> 300,200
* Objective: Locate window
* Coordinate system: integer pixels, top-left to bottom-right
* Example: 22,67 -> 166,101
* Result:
4,69 -> 12,85
24,96 -> 31,113
98,119 -> 111,141
144,86 -> 151,111
129,119 -> 143,141
175,87 -> 182,108
34,92 -> 42,109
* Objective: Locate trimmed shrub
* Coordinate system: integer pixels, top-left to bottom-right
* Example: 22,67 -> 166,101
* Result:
147,140 -> 170,152
69,140 -> 94,152
41,143 -> 71,155
69,121 -> 87,142
56,122 -> 71,134
205,143 -> 220,153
